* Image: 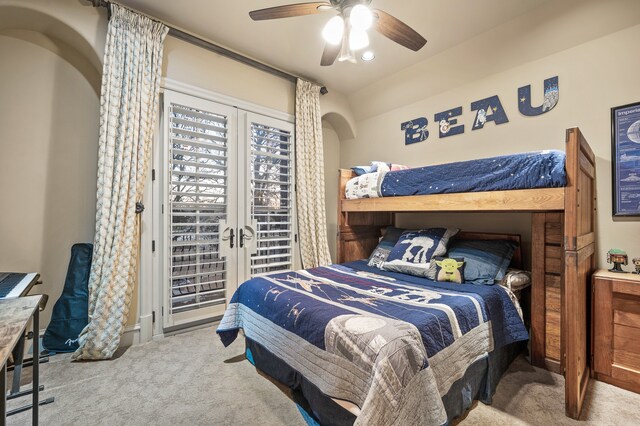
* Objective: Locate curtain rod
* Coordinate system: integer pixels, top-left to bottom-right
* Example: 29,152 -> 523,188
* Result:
88,0 -> 328,95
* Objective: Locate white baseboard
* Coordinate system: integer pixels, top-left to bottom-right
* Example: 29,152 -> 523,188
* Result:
119,319 -> 219,346
139,314 -> 153,343
119,323 -> 141,348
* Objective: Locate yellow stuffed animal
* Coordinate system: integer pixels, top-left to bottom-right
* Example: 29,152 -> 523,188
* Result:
435,258 -> 465,283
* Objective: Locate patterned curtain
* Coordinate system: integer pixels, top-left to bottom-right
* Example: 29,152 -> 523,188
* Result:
295,79 -> 332,268
73,4 -> 168,360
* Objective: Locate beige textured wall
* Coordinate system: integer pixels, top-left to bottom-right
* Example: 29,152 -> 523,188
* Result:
320,89 -> 354,263
323,124 -> 341,263
162,36 -> 295,114
320,90 -> 357,141
0,33 -> 99,327
341,2 -> 640,268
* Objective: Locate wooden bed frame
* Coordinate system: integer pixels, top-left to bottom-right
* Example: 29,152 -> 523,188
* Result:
336,127 -> 596,419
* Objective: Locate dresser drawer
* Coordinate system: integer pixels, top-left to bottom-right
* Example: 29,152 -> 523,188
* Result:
592,271 -> 640,393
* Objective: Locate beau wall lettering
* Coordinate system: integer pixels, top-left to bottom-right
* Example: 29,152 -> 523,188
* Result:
401,76 -> 559,145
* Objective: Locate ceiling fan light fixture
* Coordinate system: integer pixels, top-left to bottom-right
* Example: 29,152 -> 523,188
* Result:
338,35 -> 357,63
350,4 -> 373,31
322,15 -> 344,45
338,52 -> 357,63
349,28 -> 369,51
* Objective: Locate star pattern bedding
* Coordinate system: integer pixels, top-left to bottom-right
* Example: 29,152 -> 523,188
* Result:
345,150 -> 566,199
217,261 -> 528,426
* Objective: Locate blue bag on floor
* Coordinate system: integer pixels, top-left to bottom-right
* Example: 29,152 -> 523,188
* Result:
43,243 -> 93,353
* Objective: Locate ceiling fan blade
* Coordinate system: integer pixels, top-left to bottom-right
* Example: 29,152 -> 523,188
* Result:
320,42 -> 341,66
373,9 -> 427,52
249,2 -> 331,21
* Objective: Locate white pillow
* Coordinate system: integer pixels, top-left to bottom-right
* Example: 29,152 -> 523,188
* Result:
500,269 -> 531,292
370,161 -> 390,173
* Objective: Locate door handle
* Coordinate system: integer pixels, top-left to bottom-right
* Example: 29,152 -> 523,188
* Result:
241,222 -> 258,255
221,224 -> 235,250
239,226 -> 256,250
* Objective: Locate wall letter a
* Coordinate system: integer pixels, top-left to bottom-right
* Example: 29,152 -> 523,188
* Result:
471,95 -> 509,130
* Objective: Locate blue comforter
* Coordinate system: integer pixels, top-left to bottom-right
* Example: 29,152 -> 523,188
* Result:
217,261 -> 528,425
380,150 -> 566,197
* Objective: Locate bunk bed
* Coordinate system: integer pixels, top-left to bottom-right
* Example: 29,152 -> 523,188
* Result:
337,127 -> 597,419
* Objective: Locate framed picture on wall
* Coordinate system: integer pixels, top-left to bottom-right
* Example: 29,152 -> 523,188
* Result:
612,101 -> 640,217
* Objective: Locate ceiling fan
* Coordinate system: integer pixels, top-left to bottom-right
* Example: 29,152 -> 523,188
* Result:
249,0 -> 427,66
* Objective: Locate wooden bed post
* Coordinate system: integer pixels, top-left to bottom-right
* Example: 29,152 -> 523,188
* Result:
532,128 -> 596,418
337,169 -> 393,263
562,127 -> 597,419
530,212 -> 564,372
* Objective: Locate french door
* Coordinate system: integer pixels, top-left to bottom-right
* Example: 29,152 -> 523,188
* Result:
241,113 -> 296,278
160,90 -> 296,329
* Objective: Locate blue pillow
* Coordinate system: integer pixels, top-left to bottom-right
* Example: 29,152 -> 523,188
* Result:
352,165 -> 375,176
352,161 -> 392,176
367,226 -> 405,268
446,239 -> 517,284
385,228 -> 459,265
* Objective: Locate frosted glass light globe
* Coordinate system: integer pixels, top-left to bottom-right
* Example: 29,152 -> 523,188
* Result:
350,5 -> 373,30
322,16 -> 344,45
349,28 -> 369,51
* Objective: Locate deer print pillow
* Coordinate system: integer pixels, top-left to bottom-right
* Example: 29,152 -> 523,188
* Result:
381,228 -> 459,276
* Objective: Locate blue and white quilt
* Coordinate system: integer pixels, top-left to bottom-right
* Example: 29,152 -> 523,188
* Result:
217,261 -> 528,426
345,150 -> 566,199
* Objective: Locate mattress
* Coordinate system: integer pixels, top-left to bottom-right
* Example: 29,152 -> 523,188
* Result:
217,260 -> 529,426
345,150 -> 566,199
245,337 -> 527,426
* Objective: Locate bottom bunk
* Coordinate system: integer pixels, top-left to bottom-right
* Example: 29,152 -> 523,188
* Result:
245,337 -> 527,426
217,255 -> 529,425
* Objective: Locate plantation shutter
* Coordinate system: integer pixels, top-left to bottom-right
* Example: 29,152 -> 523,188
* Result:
248,119 -> 295,276
167,100 -> 234,317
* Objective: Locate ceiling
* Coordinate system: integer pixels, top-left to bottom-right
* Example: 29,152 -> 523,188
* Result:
119,0 -> 549,94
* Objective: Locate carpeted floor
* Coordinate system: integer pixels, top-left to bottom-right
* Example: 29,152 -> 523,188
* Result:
7,327 -> 640,425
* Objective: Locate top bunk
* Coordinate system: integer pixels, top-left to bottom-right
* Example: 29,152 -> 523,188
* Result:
339,127 -> 595,213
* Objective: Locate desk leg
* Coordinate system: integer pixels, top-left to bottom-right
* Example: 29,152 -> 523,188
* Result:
10,334 -> 25,394
1,363 -> 6,423
33,308 -> 39,426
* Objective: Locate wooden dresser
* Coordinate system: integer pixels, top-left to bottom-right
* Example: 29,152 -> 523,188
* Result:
592,269 -> 640,393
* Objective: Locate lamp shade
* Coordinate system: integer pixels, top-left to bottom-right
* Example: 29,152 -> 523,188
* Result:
349,28 -> 369,51
322,16 -> 344,45
350,5 -> 373,31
